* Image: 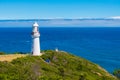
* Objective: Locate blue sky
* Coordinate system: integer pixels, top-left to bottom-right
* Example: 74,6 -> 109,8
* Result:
0,0 -> 120,19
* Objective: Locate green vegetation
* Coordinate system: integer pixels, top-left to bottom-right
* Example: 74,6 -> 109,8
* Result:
0,52 -> 5,55
113,69 -> 120,79
0,50 -> 118,80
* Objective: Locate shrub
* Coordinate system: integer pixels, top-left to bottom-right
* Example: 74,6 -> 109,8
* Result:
0,52 -> 5,55
113,69 -> 120,79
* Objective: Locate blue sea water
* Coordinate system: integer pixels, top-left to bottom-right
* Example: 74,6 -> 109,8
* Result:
0,27 -> 120,73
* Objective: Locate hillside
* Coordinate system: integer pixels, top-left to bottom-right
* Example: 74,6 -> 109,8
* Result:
0,50 -> 118,80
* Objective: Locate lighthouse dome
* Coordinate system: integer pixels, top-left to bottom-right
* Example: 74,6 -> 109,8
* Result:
33,22 -> 39,27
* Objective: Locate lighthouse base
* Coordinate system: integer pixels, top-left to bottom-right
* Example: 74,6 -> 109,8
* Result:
32,52 -> 42,56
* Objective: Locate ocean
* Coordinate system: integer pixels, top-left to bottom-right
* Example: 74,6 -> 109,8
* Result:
0,27 -> 120,73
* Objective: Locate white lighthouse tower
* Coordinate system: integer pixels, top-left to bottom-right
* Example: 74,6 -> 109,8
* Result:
31,22 -> 41,56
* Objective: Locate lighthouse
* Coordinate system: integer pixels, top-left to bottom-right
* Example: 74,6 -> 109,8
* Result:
31,22 -> 41,56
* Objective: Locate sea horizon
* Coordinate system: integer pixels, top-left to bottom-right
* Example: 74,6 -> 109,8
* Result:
1,18 -> 120,27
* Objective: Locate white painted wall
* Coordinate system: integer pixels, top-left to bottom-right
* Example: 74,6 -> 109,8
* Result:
32,37 -> 41,56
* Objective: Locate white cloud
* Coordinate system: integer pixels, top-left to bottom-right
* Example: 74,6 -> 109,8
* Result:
109,16 -> 120,19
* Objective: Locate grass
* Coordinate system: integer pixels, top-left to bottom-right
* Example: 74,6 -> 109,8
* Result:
0,50 -> 118,80
0,54 -> 27,62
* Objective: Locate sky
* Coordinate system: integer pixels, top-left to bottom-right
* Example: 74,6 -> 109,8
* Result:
0,0 -> 120,19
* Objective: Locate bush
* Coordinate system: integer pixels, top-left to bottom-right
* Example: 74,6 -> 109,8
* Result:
113,69 -> 120,79
0,52 -> 5,55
